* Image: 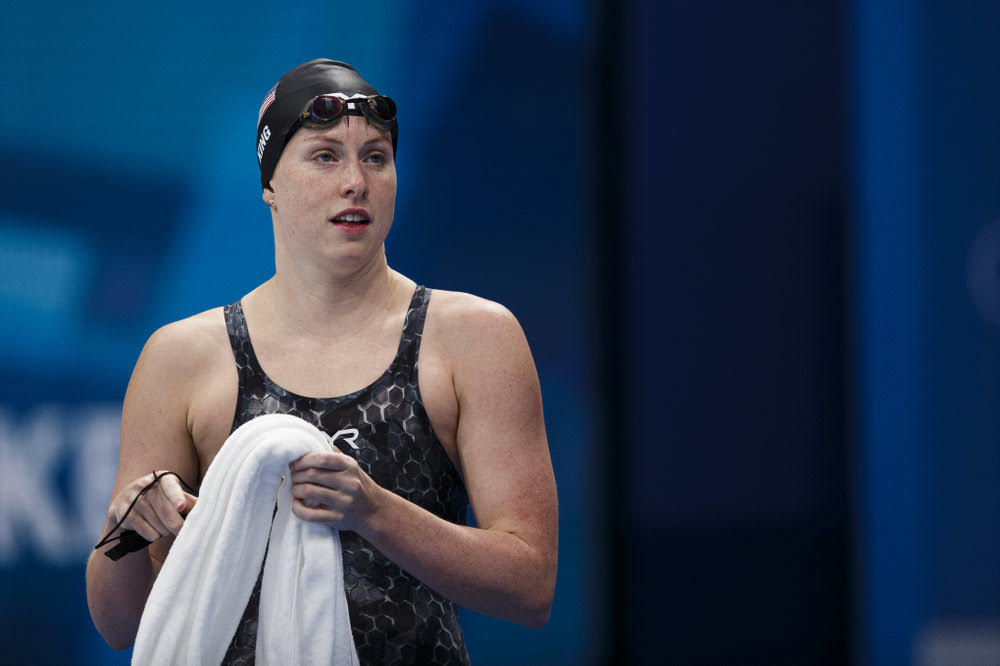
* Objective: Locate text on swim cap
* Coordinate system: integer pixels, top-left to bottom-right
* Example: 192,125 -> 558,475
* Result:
257,125 -> 271,163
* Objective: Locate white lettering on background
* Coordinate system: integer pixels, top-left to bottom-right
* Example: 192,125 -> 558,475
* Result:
0,404 -> 120,566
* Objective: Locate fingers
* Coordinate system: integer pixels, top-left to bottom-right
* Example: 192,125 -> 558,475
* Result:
124,509 -> 160,542
118,493 -> 167,541
110,472 -> 194,543
291,498 -> 321,521
148,483 -> 186,535
291,481 -> 341,509
288,450 -> 352,473
289,466 -> 328,485
157,475 -> 188,513
291,498 -> 342,524
180,491 -> 199,514
288,466 -> 382,532
289,464 -> 362,489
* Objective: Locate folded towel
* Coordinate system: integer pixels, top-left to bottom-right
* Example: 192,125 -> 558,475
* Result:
133,413 -> 359,665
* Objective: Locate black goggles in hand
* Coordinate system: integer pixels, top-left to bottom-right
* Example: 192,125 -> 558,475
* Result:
294,94 -> 397,133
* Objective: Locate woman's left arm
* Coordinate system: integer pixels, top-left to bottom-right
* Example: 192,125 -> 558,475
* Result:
288,300 -> 558,628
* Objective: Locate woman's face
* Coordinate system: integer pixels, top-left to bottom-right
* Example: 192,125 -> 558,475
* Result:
264,115 -> 396,275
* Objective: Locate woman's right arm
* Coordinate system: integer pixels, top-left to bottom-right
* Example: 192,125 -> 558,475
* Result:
85,323 -> 201,650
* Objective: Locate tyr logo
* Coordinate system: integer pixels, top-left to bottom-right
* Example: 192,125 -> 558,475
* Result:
330,428 -> 360,450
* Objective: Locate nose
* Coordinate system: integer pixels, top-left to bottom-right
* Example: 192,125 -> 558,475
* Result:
340,158 -> 368,200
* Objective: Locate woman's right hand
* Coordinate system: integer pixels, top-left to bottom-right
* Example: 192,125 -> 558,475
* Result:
106,472 -> 198,543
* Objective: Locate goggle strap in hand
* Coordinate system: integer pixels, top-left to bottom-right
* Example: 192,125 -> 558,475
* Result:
94,470 -> 198,561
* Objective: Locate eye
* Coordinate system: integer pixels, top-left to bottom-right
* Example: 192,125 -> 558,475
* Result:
313,151 -> 334,163
365,152 -> 387,166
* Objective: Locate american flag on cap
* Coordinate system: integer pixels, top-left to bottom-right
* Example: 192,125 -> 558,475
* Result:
258,85 -> 277,125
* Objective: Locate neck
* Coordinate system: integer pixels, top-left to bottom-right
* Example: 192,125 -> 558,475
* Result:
250,245 -> 408,338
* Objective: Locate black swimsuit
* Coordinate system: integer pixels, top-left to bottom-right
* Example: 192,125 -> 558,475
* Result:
220,285 -> 471,665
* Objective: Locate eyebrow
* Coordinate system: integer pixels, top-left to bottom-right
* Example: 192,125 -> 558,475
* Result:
303,135 -> 391,149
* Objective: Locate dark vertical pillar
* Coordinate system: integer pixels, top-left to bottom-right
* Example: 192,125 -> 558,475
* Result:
592,0 -> 628,662
620,1 -> 849,662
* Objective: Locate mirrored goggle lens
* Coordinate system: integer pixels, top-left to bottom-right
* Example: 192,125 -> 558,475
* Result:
366,96 -> 396,123
309,95 -> 346,122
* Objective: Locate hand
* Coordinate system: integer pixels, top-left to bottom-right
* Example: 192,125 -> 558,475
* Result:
106,472 -> 198,543
288,451 -> 385,532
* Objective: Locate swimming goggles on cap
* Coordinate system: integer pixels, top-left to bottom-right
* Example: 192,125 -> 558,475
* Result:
294,94 -> 397,133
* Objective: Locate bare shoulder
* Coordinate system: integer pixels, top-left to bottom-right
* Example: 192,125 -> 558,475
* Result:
424,289 -> 538,417
125,306 -> 232,432
140,307 -> 230,369
425,289 -> 529,359
128,308 -> 234,407
427,288 -> 518,322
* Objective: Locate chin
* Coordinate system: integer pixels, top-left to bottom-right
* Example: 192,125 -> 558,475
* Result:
324,244 -> 380,270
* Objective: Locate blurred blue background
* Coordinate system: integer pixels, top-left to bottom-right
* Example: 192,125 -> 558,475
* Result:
1,0 -> 998,664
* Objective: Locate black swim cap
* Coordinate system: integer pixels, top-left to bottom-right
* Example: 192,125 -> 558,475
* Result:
256,59 -> 398,189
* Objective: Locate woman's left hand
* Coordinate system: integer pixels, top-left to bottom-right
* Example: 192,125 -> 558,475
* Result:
288,451 -> 386,532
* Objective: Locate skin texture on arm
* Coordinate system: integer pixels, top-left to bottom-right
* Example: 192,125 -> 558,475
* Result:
288,295 -> 558,627
85,320 -> 204,649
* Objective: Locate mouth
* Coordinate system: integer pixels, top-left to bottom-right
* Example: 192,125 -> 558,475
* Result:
330,208 -> 371,228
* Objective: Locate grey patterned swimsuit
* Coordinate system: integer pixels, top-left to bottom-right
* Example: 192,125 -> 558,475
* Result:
220,285 -> 472,665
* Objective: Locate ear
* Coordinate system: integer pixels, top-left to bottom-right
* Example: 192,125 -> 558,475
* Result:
262,185 -> 275,208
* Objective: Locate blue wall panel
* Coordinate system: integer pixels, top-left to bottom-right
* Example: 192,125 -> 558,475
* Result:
853,0 -> 1000,663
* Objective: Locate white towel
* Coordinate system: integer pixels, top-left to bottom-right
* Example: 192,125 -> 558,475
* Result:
132,413 -> 359,666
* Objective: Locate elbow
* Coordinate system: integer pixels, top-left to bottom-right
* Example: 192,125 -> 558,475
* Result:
486,536 -> 557,628
517,561 -> 556,629
521,601 -> 552,629
89,608 -> 137,651
86,572 -> 140,650
515,582 -> 553,628
105,635 -> 135,652
89,604 -> 138,651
